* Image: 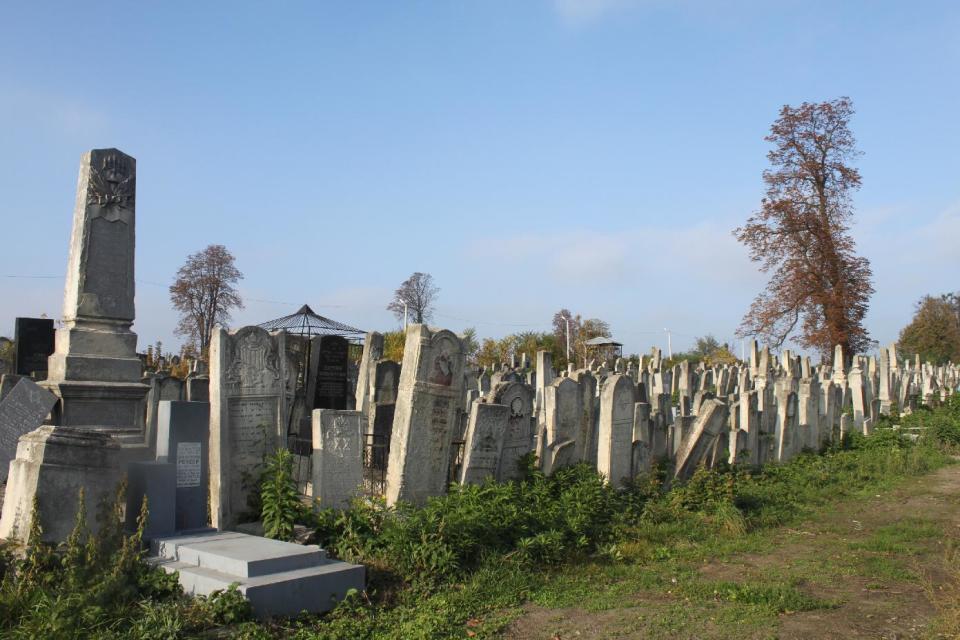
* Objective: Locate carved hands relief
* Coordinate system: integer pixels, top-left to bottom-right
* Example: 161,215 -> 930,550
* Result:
87,152 -> 134,222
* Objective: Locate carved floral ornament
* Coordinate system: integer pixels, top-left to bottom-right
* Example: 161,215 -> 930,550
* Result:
87,153 -> 134,211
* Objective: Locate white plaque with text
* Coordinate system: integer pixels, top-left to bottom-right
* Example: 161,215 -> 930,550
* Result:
176,441 -> 202,488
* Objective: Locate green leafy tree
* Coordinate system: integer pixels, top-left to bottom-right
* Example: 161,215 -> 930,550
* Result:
898,296 -> 960,364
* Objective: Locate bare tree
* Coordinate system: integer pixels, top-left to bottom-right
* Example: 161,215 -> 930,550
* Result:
170,244 -> 244,358
735,97 -> 873,362
387,272 -> 439,325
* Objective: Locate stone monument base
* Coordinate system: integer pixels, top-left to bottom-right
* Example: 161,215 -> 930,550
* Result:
41,380 -> 149,444
150,531 -> 365,618
0,426 -> 124,543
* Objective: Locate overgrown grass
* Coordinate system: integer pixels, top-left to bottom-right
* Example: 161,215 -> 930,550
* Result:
2,394 -> 959,639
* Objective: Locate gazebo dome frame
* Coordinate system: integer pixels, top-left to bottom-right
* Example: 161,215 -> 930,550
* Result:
257,304 -> 365,343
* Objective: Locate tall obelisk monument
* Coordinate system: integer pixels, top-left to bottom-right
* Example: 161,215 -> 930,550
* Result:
43,148 -> 148,438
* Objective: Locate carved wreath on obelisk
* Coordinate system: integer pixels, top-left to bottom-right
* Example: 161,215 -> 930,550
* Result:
87,153 -> 134,211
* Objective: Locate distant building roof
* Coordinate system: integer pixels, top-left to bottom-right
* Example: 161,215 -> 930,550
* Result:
258,304 -> 365,340
584,336 -> 622,347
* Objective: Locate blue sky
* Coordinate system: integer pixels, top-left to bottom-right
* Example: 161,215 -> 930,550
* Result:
1,0 -> 958,357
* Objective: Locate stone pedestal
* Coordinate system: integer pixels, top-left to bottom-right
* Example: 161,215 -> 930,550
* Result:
0,426 -> 123,542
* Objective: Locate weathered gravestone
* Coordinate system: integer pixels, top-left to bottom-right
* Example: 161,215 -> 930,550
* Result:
14,318 -> 55,378
0,377 -> 57,482
597,374 -> 635,487
674,398 -> 729,481
355,332 -> 384,418
210,326 -> 294,528
385,325 -> 465,506
459,402 -> 509,484
312,410 -> 363,508
541,377 -> 581,474
775,386 -> 799,463
569,370 -> 598,466
487,381 -> 535,482
310,335 -> 350,410
156,400 -> 210,531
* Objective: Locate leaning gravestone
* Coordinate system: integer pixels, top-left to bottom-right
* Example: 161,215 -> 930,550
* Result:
674,399 -> 729,481
310,336 -> 350,410
14,318 -> 55,379
210,326 -> 292,528
156,400 -> 210,531
0,377 -> 57,482
311,409 -> 363,508
385,325 -> 465,506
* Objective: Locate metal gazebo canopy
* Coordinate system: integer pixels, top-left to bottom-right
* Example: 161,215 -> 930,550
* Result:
257,304 -> 365,343
584,336 -> 623,359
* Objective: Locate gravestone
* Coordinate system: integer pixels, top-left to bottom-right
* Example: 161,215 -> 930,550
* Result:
739,390 -> 761,466
14,317 -> 55,378
597,374 -> 636,488
125,461 -> 176,538
312,410 -> 363,508
210,326 -> 293,528
541,377 -> 581,473
775,386 -> 799,462
186,374 -> 210,403
570,370 -> 598,466
459,402 -> 509,484
310,336 -> 350,410
355,332 -> 384,418
385,325 -> 466,506
488,381 -> 535,482
368,359 -> 400,451
0,377 -> 57,482
674,399 -> 729,481
156,401 -> 210,531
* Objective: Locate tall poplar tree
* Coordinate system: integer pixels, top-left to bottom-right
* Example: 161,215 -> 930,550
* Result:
735,97 -> 873,362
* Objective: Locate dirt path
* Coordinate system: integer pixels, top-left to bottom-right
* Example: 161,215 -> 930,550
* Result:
503,464 -> 960,639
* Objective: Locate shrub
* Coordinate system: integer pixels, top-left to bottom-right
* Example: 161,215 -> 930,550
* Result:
261,448 -> 302,541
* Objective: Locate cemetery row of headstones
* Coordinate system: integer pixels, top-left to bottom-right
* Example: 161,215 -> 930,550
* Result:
299,330 -> 959,510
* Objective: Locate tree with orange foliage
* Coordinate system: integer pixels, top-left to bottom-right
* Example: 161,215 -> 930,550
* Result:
735,97 -> 873,363
170,244 -> 244,359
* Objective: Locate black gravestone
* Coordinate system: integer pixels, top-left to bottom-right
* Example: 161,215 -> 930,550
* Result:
313,336 -> 349,410
14,318 -> 54,378
156,400 -> 210,531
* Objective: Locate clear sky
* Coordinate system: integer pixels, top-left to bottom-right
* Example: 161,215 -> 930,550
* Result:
1,1 -> 958,357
